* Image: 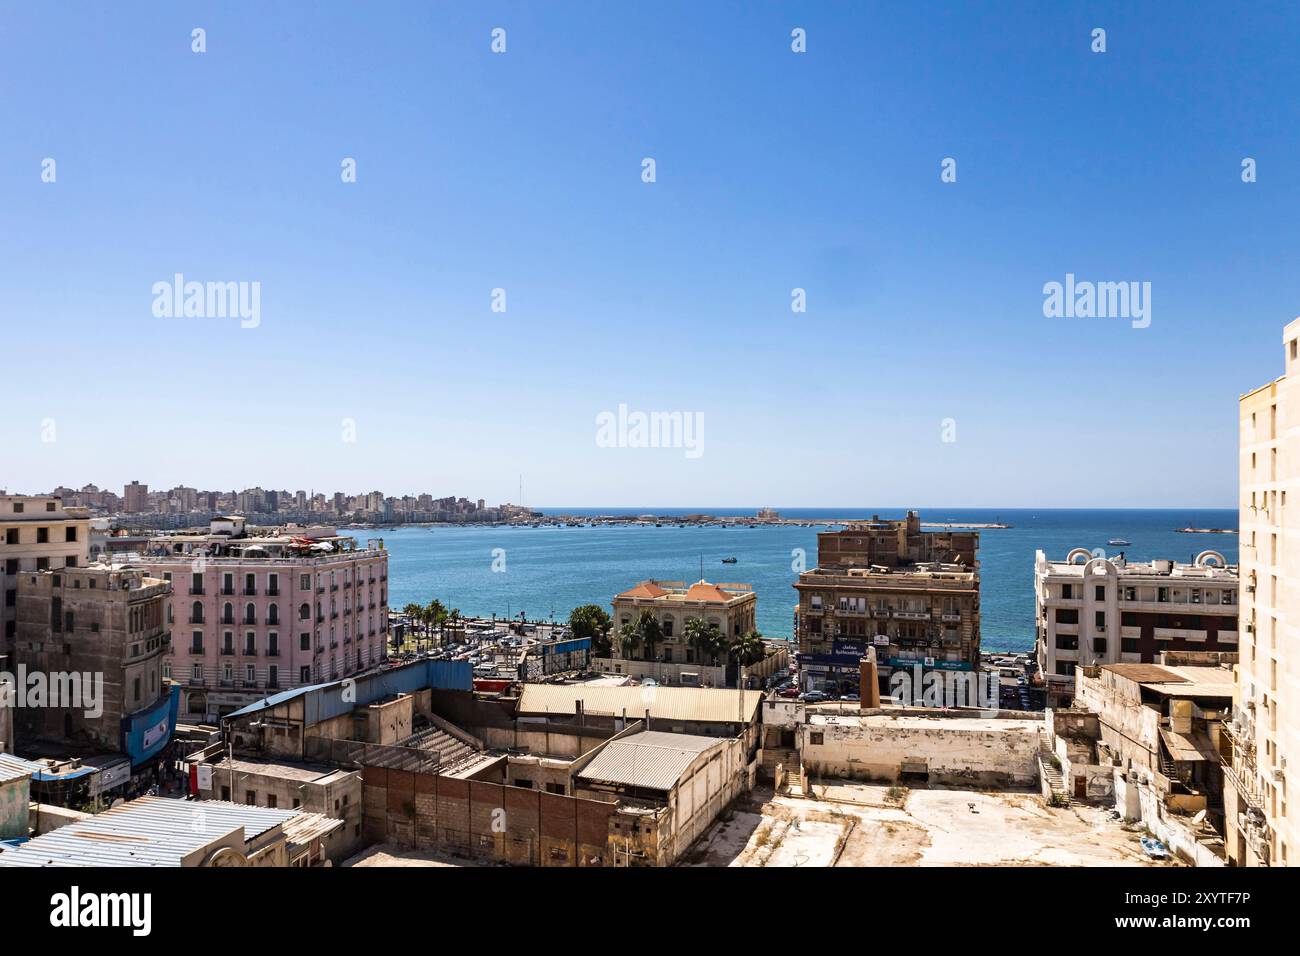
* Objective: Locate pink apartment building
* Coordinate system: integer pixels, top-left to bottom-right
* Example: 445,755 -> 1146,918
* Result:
132,517 -> 389,722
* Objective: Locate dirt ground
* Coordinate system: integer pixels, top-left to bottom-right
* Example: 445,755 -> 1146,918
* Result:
682,783 -> 1168,867
343,844 -> 476,867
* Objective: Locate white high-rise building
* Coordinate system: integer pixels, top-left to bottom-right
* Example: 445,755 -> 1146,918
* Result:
1228,317 -> 1300,867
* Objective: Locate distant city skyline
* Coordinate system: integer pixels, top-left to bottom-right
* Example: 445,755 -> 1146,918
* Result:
0,477 -> 1241,514
4,3 -> 1297,507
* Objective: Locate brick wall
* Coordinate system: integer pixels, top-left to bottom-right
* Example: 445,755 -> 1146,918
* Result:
362,765 -> 616,866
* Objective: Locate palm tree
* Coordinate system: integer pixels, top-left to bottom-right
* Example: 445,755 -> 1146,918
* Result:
425,599 -> 447,646
684,617 -> 719,665
729,629 -> 766,668
570,604 -> 613,657
401,603 -> 424,652
618,620 -> 642,659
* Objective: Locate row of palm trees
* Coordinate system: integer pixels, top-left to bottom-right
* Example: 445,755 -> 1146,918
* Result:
398,599 -> 463,651
617,609 -> 765,667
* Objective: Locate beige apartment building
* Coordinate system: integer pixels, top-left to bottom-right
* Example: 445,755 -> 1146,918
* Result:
793,512 -> 980,693
1,496 -> 90,653
603,579 -> 760,687
1228,317 -> 1300,867
1035,549 -> 1238,708
12,564 -> 175,766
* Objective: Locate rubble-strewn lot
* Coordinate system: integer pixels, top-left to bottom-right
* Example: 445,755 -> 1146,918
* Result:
683,783 -> 1168,867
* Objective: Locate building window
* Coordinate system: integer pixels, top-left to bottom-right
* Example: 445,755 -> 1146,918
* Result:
810,732 -> 824,745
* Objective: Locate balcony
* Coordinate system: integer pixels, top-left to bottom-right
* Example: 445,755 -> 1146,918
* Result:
244,647 -> 258,657
188,615 -> 205,625
220,647 -> 235,656
1155,627 -> 1208,642
267,588 -> 280,597
894,610 -> 929,621
189,586 -> 204,595
221,587 -> 235,596
941,612 -> 962,623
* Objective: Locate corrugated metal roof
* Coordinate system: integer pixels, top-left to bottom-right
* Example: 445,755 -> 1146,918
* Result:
577,731 -> 724,791
282,812 -> 344,849
518,684 -> 762,724
0,796 -> 299,867
0,753 -> 42,785
226,658 -> 473,723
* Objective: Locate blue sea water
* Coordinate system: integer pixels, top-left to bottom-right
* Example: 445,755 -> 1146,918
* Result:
372,508 -> 1237,654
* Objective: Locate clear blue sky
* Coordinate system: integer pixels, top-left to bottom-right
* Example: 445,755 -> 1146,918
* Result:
2,1 -> 1296,508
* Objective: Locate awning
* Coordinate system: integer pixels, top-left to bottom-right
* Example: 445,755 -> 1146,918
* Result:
1159,728 -> 1219,762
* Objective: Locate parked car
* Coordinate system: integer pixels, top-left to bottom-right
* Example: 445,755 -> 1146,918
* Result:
800,691 -> 830,703
778,686 -> 802,698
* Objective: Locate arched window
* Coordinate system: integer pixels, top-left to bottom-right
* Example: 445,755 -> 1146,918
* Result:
268,603 -> 279,625
190,601 -> 203,624
299,603 -> 310,621
244,602 -> 256,624
222,602 -> 233,624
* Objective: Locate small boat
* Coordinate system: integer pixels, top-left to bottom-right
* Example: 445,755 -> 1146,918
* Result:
721,556 -> 738,564
1108,538 -> 1131,546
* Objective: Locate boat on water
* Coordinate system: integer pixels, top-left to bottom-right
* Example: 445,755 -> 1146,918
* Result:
721,556 -> 738,564
1108,538 -> 1131,546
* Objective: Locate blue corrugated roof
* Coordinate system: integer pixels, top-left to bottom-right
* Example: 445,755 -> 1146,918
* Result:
225,658 -> 473,723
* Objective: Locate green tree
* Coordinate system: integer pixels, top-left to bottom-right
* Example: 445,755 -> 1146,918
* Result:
684,617 -> 721,665
569,604 -> 613,656
425,599 -> 448,645
729,629 -> 766,668
401,603 -> 424,652
618,609 -> 663,661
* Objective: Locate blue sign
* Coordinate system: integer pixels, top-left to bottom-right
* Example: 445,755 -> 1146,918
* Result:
121,684 -> 180,766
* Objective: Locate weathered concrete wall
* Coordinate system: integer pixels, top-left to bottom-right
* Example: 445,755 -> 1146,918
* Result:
362,765 -> 617,866
800,718 -> 1042,787
1117,770 -> 1224,867
199,765 -> 364,862
29,802 -> 91,835
0,777 -> 29,839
